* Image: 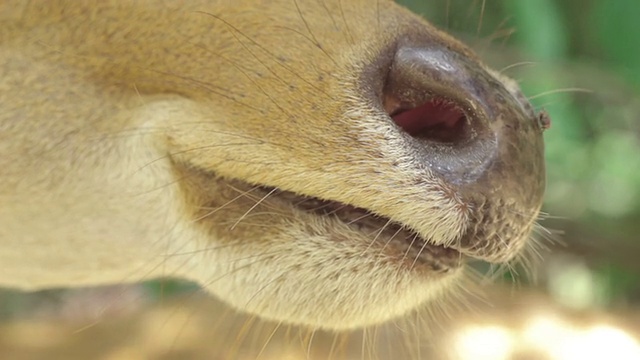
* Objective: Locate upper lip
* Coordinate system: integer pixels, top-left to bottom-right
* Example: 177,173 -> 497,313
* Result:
266,186 -> 464,268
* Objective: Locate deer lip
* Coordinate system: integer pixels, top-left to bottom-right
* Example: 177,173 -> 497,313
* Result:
262,187 -> 464,271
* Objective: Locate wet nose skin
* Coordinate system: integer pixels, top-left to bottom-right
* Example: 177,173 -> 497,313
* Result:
380,40 -> 546,262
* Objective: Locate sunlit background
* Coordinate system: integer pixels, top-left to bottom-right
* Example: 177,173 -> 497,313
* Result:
1,0 -> 639,359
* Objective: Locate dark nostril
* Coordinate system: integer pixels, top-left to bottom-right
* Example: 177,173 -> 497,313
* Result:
367,41 -> 546,262
381,46 -> 483,147
385,95 -> 469,143
377,45 -> 502,184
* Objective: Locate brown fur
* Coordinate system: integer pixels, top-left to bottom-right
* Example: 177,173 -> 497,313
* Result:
0,0 -> 545,329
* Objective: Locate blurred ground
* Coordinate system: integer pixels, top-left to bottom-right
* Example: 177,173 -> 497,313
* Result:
0,284 -> 638,360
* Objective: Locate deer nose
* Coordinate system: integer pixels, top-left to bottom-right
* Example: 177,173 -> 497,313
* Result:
382,43 -> 546,262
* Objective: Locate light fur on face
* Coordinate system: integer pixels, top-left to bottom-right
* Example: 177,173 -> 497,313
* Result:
0,0 -> 546,330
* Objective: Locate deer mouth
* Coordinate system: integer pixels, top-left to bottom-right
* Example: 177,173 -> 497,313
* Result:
258,186 -> 464,273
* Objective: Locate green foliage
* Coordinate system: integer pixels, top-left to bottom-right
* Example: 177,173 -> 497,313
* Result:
594,0 -> 640,89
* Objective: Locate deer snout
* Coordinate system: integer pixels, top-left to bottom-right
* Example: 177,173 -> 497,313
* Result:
377,41 -> 547,262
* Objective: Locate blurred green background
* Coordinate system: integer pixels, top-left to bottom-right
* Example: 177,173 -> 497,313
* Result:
398,0 -> 640,309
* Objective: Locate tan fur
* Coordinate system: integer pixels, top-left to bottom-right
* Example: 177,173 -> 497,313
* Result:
0,0 -> 545,329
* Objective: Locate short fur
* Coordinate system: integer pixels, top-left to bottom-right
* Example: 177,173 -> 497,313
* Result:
0,0 -> 545,329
